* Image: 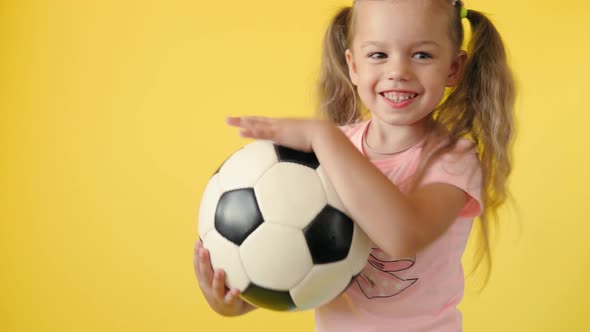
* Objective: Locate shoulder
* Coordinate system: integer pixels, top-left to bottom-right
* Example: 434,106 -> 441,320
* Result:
337,120 -> 369,139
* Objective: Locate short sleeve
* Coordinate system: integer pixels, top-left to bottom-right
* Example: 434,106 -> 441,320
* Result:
418,141 -> 483,218
337,124 -> 355,138
337,121 -> 367,145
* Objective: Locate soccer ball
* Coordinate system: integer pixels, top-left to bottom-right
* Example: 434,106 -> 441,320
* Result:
198,140 -> 371,311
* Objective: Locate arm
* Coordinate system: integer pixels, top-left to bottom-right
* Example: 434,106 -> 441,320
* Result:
312,123 -> 466,257
227,117 -> 466,258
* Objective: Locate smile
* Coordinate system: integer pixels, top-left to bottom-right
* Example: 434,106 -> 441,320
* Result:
381,92 -> 418,103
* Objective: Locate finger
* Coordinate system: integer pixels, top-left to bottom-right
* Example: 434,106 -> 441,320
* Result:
229,117 -> 277,139
227,116 -> 273,128
249,116 -> 273,124
193,241 -> 205,279
239,117 -> 259,130
224,288 -> 241,305
193,243 -> 201,279
238,129 -> 252,137
225,116 -> 242,127
211,269 -> 226,300
198,248 -> 214,285
239,129 -> 262,139
240,125 -> 277,140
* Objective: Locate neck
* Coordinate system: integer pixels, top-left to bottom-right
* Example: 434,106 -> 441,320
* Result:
363,119 -> 427,156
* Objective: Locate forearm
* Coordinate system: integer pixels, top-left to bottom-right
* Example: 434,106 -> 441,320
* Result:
312,122 -> 422,257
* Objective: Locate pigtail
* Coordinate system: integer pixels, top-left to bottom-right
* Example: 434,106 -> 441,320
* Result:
434,7 -> 516,286
316,7 -> 362,125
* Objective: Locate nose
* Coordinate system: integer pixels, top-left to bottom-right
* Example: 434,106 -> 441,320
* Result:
386,55 -> 411,82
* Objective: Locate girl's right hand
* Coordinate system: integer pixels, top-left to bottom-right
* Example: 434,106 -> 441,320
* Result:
194,240 -> 257,316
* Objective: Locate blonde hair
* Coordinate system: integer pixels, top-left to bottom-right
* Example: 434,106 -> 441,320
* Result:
316,0 -> 516,286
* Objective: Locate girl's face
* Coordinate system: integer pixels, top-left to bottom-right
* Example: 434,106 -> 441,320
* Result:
345,0 -> 465,129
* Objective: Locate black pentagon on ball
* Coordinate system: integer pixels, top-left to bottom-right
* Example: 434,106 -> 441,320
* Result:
241,283 -> 296,311
274,145 -> 320,169
215,188 -> 264,246
303,205 -> 354,264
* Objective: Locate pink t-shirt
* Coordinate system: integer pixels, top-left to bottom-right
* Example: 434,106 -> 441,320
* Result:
315,120 -> 483,332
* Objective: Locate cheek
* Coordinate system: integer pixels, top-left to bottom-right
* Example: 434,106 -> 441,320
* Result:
423,71 -> 449,92
358,68 -> 380,89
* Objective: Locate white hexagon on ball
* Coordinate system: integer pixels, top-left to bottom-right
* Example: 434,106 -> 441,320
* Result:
197,173 -> 222,239
255,162 -> 327,230
316,165 -> 347,213
290,260 -> 352,310
217,140 -> 278,191
202,229 -> 251,292
240,222 -> 313,290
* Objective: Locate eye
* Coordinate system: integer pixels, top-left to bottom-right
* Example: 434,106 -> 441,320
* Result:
368,52 -> 387,59
413,52 -> 433,60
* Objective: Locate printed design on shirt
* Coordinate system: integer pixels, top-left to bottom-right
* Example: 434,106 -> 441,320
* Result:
356,248 -> 418,299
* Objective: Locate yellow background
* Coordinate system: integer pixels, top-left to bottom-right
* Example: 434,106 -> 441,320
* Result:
1,0 -> 588,331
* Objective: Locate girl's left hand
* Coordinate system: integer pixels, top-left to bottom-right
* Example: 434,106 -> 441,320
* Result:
226,116 -> 325,153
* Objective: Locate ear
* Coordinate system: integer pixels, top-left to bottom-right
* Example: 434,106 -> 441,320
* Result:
446,50 -> 468,87
345,49 -> 359,86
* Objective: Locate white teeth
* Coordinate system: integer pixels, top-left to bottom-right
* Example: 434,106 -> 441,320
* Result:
383,92 -> 418,103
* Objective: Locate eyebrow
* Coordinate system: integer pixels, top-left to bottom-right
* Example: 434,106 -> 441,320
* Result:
360,40 -> 441,49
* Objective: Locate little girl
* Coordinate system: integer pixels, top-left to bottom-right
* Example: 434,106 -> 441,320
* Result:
194,0 -> 515,331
